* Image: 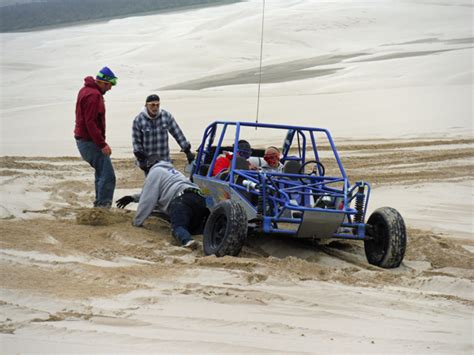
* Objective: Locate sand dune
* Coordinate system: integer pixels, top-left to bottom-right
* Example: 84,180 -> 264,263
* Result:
0,0 -> 472,156
1,0 -> 473,352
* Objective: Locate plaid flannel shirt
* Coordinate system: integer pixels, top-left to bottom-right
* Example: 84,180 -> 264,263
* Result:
132,107 -> 190,162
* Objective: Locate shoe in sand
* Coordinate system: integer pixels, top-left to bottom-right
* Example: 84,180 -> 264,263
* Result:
183,240 -> 197,250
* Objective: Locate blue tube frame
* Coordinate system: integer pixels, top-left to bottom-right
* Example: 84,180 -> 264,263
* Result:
192,121 -> 371,240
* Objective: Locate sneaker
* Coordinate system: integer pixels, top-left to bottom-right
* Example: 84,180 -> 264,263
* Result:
183,240 -> 198,250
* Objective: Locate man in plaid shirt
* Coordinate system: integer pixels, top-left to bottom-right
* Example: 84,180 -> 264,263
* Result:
132,94 -> 194,172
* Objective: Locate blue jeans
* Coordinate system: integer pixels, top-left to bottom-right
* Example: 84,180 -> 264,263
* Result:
76,139 -> 116,207
168,191 -> 209,245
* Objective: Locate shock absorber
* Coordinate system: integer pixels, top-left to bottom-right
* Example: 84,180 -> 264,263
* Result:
256,193 -> 264,230
354,185 -> 365,223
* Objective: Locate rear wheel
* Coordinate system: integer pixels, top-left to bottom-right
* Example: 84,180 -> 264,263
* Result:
364,207 -> 406,268
203,200 -> 247,257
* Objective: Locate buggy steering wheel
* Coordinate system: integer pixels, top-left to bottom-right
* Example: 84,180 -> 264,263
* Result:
298,160 -> 325,183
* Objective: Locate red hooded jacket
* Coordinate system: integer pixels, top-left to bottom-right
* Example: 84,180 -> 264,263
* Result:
74,76 -> 107,148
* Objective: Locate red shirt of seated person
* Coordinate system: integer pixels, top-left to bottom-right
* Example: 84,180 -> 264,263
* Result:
211,140 -> 253,176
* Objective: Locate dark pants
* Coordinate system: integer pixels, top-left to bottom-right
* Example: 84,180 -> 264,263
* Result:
76,139 -> 116,208
168,191 -> 209,245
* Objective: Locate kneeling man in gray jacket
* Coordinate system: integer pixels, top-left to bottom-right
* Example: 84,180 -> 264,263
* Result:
116,161 -> 209,249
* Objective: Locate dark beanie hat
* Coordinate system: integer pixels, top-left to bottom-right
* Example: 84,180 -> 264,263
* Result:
146,94 -> 160,103
237,140 -> 251,150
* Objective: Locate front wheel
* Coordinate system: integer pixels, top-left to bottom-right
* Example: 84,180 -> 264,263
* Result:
203,200 -> 247,257
364,207 -> 406,268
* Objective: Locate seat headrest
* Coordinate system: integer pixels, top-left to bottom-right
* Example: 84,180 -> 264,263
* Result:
283,160 -> 302,174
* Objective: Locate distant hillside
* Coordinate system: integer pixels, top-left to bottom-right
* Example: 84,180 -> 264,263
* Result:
0,0 -> 44,6
0,0 -> 242,32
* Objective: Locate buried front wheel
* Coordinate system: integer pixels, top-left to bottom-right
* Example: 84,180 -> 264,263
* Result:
364,207 -> 407,268
203,200 -> 248,257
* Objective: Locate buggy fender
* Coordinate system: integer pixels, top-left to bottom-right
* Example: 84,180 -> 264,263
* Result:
193,175 -> 257,221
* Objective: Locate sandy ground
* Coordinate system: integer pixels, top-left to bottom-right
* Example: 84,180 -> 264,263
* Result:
1,0 -> 473,353
1,138 -> 473,353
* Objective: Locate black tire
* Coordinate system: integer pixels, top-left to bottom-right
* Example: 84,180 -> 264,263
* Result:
203,200 -> 248,257
364,207 -> 406,268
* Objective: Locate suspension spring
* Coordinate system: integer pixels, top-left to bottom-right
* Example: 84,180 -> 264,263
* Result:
354,185 -> 365,223
256,193 -> 264,229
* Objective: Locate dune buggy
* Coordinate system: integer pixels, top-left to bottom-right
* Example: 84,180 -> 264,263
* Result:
191,121 -> 406,268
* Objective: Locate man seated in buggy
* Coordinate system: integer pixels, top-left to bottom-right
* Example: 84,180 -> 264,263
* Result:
211,139 -> 256,178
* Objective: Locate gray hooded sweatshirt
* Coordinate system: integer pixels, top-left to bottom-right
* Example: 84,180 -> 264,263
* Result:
133,161 -> 198,226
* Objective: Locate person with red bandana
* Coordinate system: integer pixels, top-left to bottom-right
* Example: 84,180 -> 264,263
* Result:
262,146 -> 283,173
74,66 -> 117,208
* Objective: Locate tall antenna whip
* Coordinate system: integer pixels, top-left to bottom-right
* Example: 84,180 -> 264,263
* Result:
255,0 -> 266,126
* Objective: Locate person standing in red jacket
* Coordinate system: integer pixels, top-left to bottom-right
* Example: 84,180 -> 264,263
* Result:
74,66 -> 117,208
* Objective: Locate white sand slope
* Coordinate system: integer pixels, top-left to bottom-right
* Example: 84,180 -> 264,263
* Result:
1,270 -> 472,353
0,0 -> 472,156
0,0 -> 473,353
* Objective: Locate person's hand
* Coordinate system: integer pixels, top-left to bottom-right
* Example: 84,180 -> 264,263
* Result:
134,150 -> 147,162
101,144 -> 112,156
116,195 -> 134,208
138,161 -> 148,172
185,150 -> 195,164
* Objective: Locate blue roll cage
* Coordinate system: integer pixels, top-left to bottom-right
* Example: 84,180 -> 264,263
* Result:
192,121 -> 371,240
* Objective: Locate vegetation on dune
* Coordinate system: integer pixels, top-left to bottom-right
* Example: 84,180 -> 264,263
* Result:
0,0 -> 242,32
